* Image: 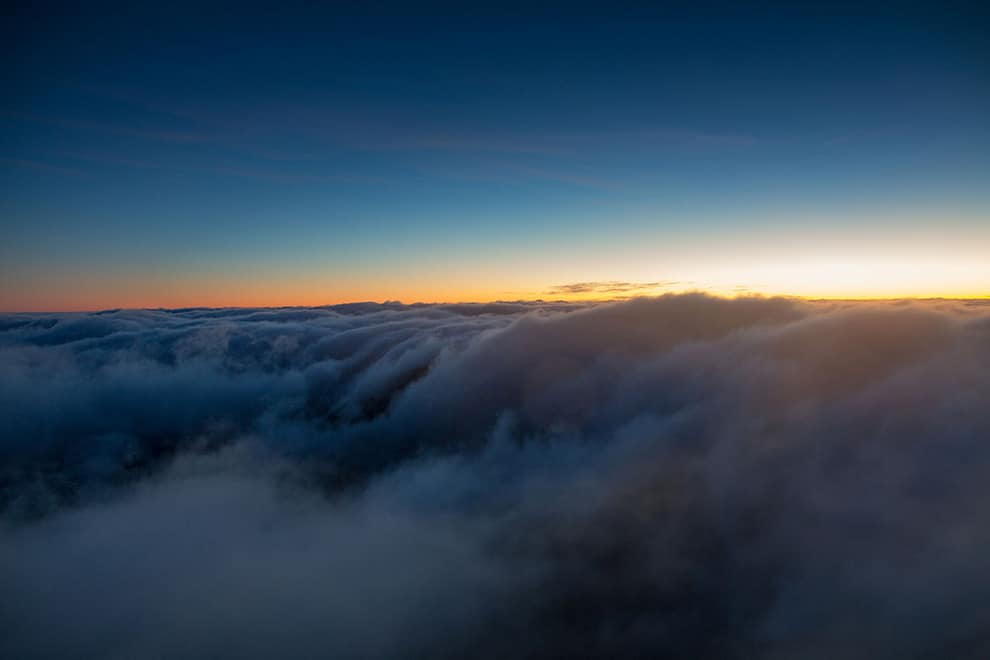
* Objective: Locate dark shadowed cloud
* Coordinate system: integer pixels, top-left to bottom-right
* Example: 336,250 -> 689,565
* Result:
1,294 -> 989,659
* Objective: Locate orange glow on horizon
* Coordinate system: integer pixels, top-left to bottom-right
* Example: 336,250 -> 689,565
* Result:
3,229 -> 988,312
2,279 -> 987,314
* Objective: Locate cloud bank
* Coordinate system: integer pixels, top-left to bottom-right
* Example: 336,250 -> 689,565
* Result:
1,294 -> 989,659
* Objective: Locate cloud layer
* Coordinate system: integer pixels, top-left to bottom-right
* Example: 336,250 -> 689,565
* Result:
1,294 -> 989,658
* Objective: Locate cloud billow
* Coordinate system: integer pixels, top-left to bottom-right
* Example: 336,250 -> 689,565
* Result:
1,294 -> 989,659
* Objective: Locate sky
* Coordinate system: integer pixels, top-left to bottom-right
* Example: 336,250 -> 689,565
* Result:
1,1 -> 988,311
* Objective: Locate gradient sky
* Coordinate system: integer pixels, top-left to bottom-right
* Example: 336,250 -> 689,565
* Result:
2,1 -> 988,311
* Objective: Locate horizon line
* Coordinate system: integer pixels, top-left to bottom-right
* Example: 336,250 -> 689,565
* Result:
4,291 -> 989,315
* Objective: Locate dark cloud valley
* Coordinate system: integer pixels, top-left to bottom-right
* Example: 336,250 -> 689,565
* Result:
1,294 -> 989,659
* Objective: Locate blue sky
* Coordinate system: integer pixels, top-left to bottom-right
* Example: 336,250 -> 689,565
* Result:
2,2 -> 988,309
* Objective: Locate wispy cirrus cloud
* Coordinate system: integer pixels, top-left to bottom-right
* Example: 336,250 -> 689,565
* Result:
0,156 -> 88,177
546,280 -> 681,296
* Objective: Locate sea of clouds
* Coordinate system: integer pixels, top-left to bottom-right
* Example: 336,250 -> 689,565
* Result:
1,294 -> 989,659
